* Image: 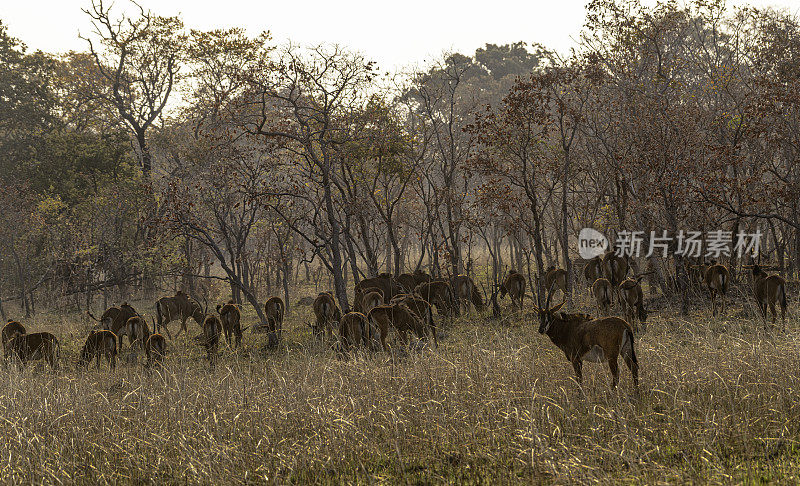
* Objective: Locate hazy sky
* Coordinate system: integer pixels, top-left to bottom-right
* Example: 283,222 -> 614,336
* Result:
3,0 -> 800,71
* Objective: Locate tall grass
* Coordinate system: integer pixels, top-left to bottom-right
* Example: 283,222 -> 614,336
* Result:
1,292 -> 799,484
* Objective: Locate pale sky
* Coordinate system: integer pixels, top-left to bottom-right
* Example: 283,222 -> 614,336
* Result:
3,0 -> 800,72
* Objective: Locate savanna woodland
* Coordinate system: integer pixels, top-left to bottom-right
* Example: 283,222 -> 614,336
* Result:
1,0 -> 800,483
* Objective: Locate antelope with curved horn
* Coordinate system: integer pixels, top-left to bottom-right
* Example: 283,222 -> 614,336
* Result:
533,294 -> 639,392
751,264 -> 788,330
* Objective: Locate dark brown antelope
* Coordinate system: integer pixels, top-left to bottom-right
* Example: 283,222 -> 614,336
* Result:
534,298 -> 639,392
391,294 -> 437,344
355,275 -> 405,304
121,316 -> 150,349
584,255 -> 603,286
217,300 -> 243,348
6,332 -> 60,370
543,266 -> 567,297
618,278 -> 647,333
368,303 -> 437,350
451,274 -> 485,313
602,252 -> 629,303
704,263 -> 729,316
78,330 -> 116,370
202,315 -> 222,365
155,291 -> 205,339
88,303 -> 138,351
500,270 -> 526,310
360,290 -> 384,316
591,278 -> 613,317
751,264 -> 788,330
2,320 -> 26,358
262,296 -> 284,342
414,281 -> 458,316
338,312 -> 378,353
145,333 -> 167,369
312,291 -> 340,339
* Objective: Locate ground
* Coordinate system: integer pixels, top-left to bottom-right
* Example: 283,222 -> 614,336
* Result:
0,284 -> 799,484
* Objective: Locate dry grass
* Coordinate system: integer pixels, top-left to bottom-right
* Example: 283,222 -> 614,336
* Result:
1,288 -> 799,484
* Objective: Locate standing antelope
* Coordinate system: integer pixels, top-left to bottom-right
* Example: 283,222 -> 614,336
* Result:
752,264 -> 788,330
451,274 -> 485,313
7,332 -> 60,370
584,255 -> 603,286
201,315 -> 222,366
534,298 -> 639,392
543,266 -> 567,297
414,281 -> 459,317
368,303 -> 437,350
2,320 -> 26,359
145,333 -> 167,369
602,252 -> 629,303
704,263 -> 729,316
263,296 -> 285,342
78,330 -> 116,370
155,291 -> 205,339
360,290 -> 384,316
618,278 -> 647,333
338,312 -> 378,353
499,270 -> 526,310
217,300 -> 243,348
591,278 -> 613,317
312,292 -> 340,339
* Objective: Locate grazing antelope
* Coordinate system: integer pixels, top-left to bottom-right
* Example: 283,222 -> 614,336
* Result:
591,278 -> 613,317
543,266 -> 567,297
584,255 -> 603,286
353,287 -> 382,314
534,298 -> 639,391
201,315 -> 222,365
704,263 -> 729,316
155,291 -> 205,339
312,291 -> 341,339
451,274 -> 485,313
355,276 -> 405,304
119,316 -> 151,364
602,252 -> 629,302
6,332 -> 60,370
391,294 -> 437,344
414,281 -> 459,316
145,333 -> 167,369
618,278 -> 647,333
88,303 -> 138,352
500,270 -> 526,310
368,303 -> 437,350
78,330 -> 117,370
2,320 -> 26,358
338,312 -> 377,353
360,290 -> 384,316
752,264 -> 788,330
396,273 -> 418,293
263,296 -> 284,341
217,300 -> 243,348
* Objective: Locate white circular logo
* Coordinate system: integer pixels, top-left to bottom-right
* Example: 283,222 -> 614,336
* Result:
578,228 -> 609,259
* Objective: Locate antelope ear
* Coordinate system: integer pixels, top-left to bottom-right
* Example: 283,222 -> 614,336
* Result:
551,301 -> 566,313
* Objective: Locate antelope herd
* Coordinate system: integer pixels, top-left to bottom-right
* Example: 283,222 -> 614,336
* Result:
0,251 -> 792,393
